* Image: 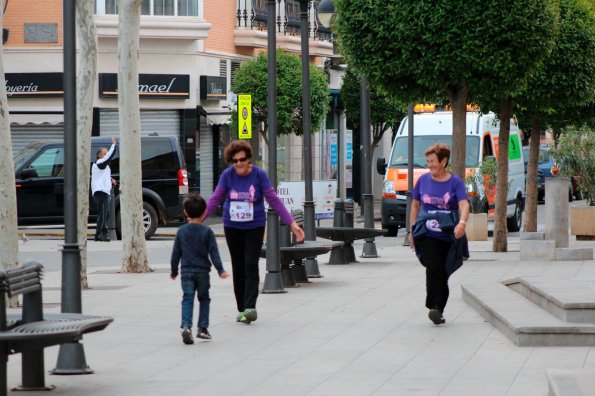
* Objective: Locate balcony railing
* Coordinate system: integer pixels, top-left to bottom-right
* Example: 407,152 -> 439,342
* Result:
236,0 -> 332,43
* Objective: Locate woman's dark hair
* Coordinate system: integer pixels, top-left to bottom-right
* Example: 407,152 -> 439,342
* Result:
223,140 -> 253,164
183,192 -> 206,219
424,143 -> 451,166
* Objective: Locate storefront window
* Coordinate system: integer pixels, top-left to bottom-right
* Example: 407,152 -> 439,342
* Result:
95,0 -> 199,16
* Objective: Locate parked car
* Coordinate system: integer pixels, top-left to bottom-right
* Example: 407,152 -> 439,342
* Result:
14,136 -> 188,239
522,146 -> 578,202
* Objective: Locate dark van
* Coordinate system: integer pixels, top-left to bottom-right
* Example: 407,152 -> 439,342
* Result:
14,136 -> 188,239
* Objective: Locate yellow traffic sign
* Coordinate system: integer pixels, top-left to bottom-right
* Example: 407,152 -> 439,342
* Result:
238,94 -> 252,139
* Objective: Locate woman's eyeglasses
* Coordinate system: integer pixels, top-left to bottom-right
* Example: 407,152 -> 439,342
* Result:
231,157 -> 248,164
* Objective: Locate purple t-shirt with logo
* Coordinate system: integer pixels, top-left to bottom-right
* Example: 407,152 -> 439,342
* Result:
412,172 -> 467,240
205,165 -> 294,229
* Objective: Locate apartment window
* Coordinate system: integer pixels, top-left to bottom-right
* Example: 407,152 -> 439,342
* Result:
95,0 -> 199,16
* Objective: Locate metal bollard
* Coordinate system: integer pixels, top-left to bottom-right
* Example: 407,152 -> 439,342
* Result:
279,222 -> 298,287
108,185 -> 118,241
343,199 -> 354,228
333,199 -> 344,227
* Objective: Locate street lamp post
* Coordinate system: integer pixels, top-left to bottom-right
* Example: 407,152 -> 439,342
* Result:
299,0 -> 322,278
318,1 -> 343,201
53,0 -> 91,374
319,0 -> 378,257
403,103 -> 414,246
262,0 -> 284,293
360,79 -> 378,257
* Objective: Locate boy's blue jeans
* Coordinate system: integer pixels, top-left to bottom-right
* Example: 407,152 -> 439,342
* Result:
180,272 -> 210,330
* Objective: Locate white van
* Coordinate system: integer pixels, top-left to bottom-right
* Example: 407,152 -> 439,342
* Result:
377,107 -> 525,236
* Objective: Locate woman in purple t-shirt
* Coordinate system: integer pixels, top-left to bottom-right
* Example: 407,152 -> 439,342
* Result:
204,141 -> 304,324
409,143 -> 470,325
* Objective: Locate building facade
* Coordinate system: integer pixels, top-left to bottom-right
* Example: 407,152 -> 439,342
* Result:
5,0 -> 374,199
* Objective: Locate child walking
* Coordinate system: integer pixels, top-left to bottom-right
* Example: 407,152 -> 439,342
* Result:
171,192 -> 230,345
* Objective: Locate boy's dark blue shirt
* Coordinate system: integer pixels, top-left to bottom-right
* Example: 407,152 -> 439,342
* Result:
170,223 -> 224,277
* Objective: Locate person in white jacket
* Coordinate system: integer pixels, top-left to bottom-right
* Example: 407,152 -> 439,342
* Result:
91,137 -> 117,241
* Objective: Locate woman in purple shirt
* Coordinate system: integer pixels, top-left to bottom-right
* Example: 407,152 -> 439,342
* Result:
204,141 -> 304,324
409,143 -> 470,325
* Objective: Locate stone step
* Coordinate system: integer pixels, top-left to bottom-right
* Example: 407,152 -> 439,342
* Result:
520,231 -> 545,240
461,282 -> 595,346
547,369 -> 595,396
555,247 -> 593,261
504,277 -> 595,324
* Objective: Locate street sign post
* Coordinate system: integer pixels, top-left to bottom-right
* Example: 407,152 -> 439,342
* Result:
238,94 -> 252,139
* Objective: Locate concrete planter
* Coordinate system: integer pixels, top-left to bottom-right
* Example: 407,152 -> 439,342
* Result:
466,213 -> 488,241
570,205 -> 595,240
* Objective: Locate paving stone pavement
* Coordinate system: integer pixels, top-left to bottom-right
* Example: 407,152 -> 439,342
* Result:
9,224 -> 595,396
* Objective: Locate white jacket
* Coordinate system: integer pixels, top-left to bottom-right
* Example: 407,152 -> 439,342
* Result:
91,144 -> 116,195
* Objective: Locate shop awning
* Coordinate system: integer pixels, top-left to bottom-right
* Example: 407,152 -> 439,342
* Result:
9,113 -> 64,126
206,113 -> 230,126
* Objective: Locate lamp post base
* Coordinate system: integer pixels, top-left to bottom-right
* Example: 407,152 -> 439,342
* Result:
361,238 -> 379,258
262,272 -> 287,294
403,230 -> 411,246
51,342 -> 94,375
305,258 -> 323,278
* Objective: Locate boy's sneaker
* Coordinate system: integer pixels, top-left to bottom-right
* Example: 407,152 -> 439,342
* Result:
181,327 -> 194,344
237,308 -> 257,324
197,328 -> 212,340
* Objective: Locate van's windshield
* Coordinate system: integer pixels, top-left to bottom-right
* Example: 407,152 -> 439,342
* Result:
389,135 -> 481,168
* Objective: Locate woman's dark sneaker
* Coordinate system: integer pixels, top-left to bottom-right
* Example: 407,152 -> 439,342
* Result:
197,328 -> 212,340
181,327 -> 194,344
428,308 -> 446,325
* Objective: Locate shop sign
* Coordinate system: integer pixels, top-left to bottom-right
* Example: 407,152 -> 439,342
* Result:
267,180 -> 337,220
199,76 -> 227,101
5,73 -> 63,98
99,73 -> 190,99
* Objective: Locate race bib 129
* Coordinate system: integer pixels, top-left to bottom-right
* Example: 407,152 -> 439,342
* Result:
229,201 -> 254,222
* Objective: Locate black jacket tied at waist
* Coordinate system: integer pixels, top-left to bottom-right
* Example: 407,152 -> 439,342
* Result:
413,208 -> 469,276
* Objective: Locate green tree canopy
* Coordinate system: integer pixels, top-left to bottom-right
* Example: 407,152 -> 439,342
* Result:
513,0 -> 595,232
231,50 -> 330,141
516,0 -> 595,127
334,0 -> 557,179
340,65 -> 407,151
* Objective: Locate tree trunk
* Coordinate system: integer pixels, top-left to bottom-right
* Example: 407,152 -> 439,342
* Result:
76,0 -> 98,288
448,87 -> 469,180
493,98 -> 512,252
0,6 -> 18,273
523,120 -> 541,232
118,0 -> 151,273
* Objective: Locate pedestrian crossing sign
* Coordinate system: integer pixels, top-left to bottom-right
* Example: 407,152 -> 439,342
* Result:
238,94 -> 252,139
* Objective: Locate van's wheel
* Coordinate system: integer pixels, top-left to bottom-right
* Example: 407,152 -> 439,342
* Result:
115,202 -> 158,240
384,226 -> 398,237
143,202 -> 158,240
575,190 -> 582,201
506,198 -> 522,232
568,187 -> 574,202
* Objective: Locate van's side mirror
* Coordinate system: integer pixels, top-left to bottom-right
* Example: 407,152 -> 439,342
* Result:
376,157 -> 387,175
19,168 -> 38,179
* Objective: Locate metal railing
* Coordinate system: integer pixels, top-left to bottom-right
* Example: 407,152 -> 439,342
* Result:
236,0 -> 332,42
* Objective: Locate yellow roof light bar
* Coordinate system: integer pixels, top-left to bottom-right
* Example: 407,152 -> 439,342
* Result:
413,103 -> 435,113
444,104 -> 480,112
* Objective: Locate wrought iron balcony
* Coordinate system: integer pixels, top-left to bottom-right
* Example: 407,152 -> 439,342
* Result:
236,0 -> 333,43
